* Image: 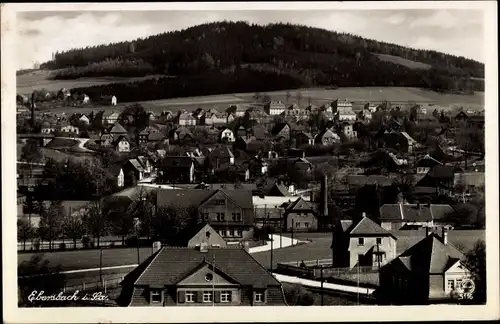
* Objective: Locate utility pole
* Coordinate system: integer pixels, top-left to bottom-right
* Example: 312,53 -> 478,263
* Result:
357,255 -> 360,305
320,265 -> 324,306
291,221 -> 294,247
99,248 -> 103,288
270,234 -> 274,271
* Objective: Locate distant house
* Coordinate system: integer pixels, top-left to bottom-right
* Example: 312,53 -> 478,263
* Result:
202,109 -> 227,125
220,128 -> 235,143
295,132 -> 314,147
208,146 -> 235,168
314,129 -> 340,146
148,111 -> 156,121
100,131 -> 114,147
79,114 -> 90,124
227,105 -> 248,117
246,109 -> 270,125
138,126 -> 162,144
379,203 -> 454,231
60,125 -> 79,135
123,159 -> 145,185
383,131 -> 419,153
283,197 -> 319,232
158,156 -> 195,184
344,214 -> 398,269
264,101 -> 286,116
416,165 -> 455,195
337,100 -> 356,121
118,245 -> 286,306
104,112 -> 120,125
178,113 -> 197,126
454,172 -> 485,191
111,95 -> 117,106
170,126 -> 194,142
379,230 -> 472,304
109,122 -> 128,138
416,154 -> 443,174
339,123 -> 357,139
271,123 -> 291,141
41,122 -> 56,134
113,135 -> 131,153
187,224 -> 227,248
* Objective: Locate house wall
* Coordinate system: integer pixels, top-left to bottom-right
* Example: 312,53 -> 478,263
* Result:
118,169 -> 125,187
444,265 -> 471,295
286,212 -> 317,231
428,274 -> 445,299
348,236 -> 397,268
117,140 -> 130,152
221,130 -> 235,142
187,229 -> 227,248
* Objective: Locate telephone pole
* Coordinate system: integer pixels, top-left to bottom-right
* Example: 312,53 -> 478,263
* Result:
320,265 -> 324,306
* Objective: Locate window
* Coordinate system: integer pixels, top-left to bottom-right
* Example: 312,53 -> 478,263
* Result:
232,213 -> 242,221
221,291 -> 232,303
376,238 -> 382,245
185,291 -> 195,303
203,291 -> 213,303
236,230 -> 242,237
305,222 -> 309,228
358,238 -> 365,246
254,292 -> 264,303
216,213 -> 225,221
216,199 -> 225,205
295,222 -> 300,228
205,273 -> 213,282
151,290 -> 162,303
456,279 -> 462,289
447,279 -> 455,290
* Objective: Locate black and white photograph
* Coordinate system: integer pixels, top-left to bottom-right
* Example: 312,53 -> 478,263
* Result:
2,1 -> 499,322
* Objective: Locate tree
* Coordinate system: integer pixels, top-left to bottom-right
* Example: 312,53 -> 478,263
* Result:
38,201 -> 64,251
18,255 -> 66,307
296,90 -> 302,106
63,215 -> 85,249
283,283 -> 316,306
82,200 -> 109,247
110,208 -> 135,246
286,91 -> 291,105
151,205 -> 198,245
465,240 -> 486,304
17,219 -> 35,251
21,140 -> 43,164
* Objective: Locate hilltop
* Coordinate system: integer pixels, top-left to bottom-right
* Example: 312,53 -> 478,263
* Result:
26,21 -> 484,103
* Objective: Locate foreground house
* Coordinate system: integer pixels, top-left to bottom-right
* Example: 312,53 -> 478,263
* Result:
378,229 -> 472,304
118,245 -> 287,306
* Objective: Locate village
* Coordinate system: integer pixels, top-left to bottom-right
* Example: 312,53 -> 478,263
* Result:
16,87 -> 486,307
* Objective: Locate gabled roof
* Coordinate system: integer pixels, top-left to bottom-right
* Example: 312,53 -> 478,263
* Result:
349,216 -> 396,238
109,122 -> 127,134
157,188 -> 253,210
128,159 -> 145,173
379,204 -> 453,222
131,247 -> 281,288
427,165 -> 455,180
286,197 -> 314,212
416,154 -> 443,168
384,233 -> 465,274
112,135 -> 129,145
209,146 -> 234,159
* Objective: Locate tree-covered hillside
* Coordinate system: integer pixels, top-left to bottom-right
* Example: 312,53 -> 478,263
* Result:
39,21 -> 484,101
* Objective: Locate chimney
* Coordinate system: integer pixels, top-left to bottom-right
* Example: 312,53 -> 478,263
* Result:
442,227 -> 448,245
362,212 -> 367,218
152,241 -> 162,254
425,226 -> 430,237
322,175 -> 328,217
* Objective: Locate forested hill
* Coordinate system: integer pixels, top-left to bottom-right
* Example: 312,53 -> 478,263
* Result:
38,21 -> 484,101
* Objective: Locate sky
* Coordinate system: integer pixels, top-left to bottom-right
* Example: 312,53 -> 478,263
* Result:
16,9 -> 484,70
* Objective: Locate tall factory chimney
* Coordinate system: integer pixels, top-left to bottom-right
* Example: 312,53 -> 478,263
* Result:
31,92 -> 35,129
321,174 -> 328,217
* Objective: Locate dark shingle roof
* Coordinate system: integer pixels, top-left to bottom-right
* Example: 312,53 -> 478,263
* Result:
110,122 -> 127,134
156,189 -> 253,210
385,233 -> 465,274
416,154 -> 443,168
380,204 -> 453,222
347,175 -> 394,186
428,165 -> 455,180
349,216 -> 396,238
160,156 -> 194,168
133,247 -> 281,288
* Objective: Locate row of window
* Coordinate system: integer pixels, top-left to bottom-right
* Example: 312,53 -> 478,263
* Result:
294,222 -> 309,228
447,279 -> 463,290
218,229 -> 242,238
202,212 -> 242,222
358,237 -> 383,246
151,290 -> 265,304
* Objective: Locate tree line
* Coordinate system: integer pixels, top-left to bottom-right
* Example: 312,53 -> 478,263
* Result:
35,21 -> 483,100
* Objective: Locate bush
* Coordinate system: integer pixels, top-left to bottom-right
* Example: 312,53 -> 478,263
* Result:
283,283 -> 316,306
59,243 -> 66,250
32,239 -> 40,251
109,241 -> 115,248
81,236 -> 90,249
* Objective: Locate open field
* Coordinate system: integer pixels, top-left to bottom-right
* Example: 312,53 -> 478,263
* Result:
25,86 -> 484,116
373,53 -> 432,70
17,70 -> 166,95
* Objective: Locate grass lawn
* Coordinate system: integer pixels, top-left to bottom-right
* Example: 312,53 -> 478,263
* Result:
45,138 -> 79,150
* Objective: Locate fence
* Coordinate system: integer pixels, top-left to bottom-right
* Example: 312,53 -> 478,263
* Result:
62,276 -> 125,293
17,239 -> 126,252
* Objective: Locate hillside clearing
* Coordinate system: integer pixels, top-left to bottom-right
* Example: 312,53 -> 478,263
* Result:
373,53 -> 432,70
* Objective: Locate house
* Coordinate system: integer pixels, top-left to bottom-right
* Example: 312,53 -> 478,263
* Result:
264,100 -> 286,116
100,131 -> 114,147
123,159 -> 145,185
454,111 -> 469,123
157,156 -> 195,184
416,154 -> 443,174
108,164 -> 125,188
382,131 -> 419,153
295,132 -> 314,147
416,165 -> 456,195
40,122 -> 56,134
138,126 -> 162,144
314,129 -> 340,146
246,109 -> 270,125
156,188 -> 255,242
178,112 -> 197,126
109,122 -> 128,138
118,245 -> 286,306
379,203 -> 454,231
111,95 -> 117,106
208,146 -> 235,168
344,213 -> 398,269
339,123 -> 357,139
113,135 -> 131,153
60,125 -> 79,135
283,197 -> 319,232
453,172 -> 485,191
271,123 -> 291,141
187,224 -> 228,248
378,229 -> 472,304
104,112 -> 120,125
82,94 -> 90,104
202,109 -> 227,125
78,114 -> 90,124
220,128 -> 235,143
137,155 -> 154,176
227,105 -> 248,117
170,126 -> 194,143
337,99 -> 356,121
215,165 -> 250,182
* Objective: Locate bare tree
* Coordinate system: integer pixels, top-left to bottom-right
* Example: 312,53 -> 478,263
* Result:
82,200 -> 109,247
17,219 -> 35,251
63,215 -> 84,249
38,201 -> 64,251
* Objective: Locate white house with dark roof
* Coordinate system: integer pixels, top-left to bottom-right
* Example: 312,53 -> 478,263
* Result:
378,229 -> 471,304
416,154 -> 443,174
220,128 -> 235,143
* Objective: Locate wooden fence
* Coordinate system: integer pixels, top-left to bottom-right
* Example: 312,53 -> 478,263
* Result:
63,276 -> 125,293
